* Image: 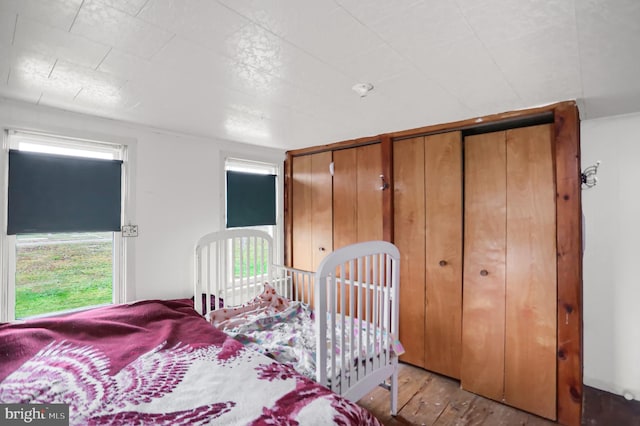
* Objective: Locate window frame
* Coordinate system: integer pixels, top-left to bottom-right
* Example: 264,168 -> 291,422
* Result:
0,129 -> 134,321
222,153 -> 284,266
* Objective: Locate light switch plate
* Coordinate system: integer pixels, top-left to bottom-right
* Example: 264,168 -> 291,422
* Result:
122,225 -> 138,237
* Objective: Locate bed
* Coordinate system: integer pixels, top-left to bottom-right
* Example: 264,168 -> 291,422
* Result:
0,298 -> 382,425
194,229 -> 401,416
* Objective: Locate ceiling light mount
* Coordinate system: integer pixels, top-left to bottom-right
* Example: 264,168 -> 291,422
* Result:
352,82 -> 374,98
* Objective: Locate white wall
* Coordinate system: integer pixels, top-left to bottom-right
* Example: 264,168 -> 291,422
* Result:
0,98 -> 285,302
581,112 -> 640,400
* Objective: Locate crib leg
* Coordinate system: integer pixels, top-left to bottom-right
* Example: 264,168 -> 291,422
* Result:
390,368 -> 398,416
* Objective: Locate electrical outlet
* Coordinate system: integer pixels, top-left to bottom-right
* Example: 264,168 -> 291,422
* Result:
122,225 -> 138,237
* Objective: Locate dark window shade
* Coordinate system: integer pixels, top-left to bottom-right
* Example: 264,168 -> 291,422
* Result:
8,150 -> 123,235
226,170 -> 276,228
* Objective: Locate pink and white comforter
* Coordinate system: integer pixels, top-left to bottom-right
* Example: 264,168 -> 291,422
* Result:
0,299 -> 381,425
209,285 -> 391,383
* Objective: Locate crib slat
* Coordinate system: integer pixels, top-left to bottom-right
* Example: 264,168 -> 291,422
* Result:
329,274 -> 337,392
231,238 -> 236,306
237,237 -> 241,304
221,240 -> 226,308
349,259 -> 355,389
380,253 -> 385,366
257,236 -> 262,283
251,236 -> 257,295
339,263 -> 346,395
372,256 -> 380,369
365,255 -> 372,376
206,245 -> 212,314
383,254 -> 391,366
376,253 -> 381,367
195,247 -> 201,313
356,256 -> 363,383
245,237 -> 250,302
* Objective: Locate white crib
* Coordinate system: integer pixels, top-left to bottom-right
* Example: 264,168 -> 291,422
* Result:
194,228 -> 400,415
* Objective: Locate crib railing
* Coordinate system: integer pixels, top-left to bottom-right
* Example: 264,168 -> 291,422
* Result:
195,229 -> 316,313
313,240 -> 400,409
194,230 -> 400,414
195,229 -> 273,314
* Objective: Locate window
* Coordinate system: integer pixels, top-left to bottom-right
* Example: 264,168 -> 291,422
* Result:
224,157 -> 282,266
1,130 -> 128,320
226,170 -> 276,228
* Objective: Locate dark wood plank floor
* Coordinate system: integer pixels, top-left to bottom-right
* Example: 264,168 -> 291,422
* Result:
359,363 -> 640,425
358,363 -> 557,426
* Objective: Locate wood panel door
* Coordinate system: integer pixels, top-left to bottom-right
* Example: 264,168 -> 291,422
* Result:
333,143 -> 383,249
424,132 -> 463,379
393,132 -> 462,374
504,124 -> 557,419
291,151 -> 333,272
461,131 -> 507,401
393,136 -> 426,368
461,124 -> 557,420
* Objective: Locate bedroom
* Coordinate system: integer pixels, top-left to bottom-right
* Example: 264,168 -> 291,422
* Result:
0,1 -> 639,425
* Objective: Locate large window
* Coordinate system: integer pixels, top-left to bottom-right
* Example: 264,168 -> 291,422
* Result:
1,131 -> 127,320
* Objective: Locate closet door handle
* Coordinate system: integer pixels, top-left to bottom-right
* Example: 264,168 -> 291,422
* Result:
480,269 -> 489,276
439,260 -> 447,267
318,247 -> 326,252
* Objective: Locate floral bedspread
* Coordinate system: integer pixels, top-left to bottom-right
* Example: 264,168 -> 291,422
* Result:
211,285 -> 388,382
219,301 -> 319,379
0,299 -> 381,425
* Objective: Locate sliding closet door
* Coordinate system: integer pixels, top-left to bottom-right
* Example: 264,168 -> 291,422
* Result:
291,151 -> 333,272
461,131 -> 507,401
355,144 -> 383,242
394,136 -> 426,368
333,143 -> 382,249
292,155 -> 313,271
393,132 -> 462,373
424,132 -> 463,379
462,124 -> 557,420
504,124 -> 557,419
333,148 -> 356,250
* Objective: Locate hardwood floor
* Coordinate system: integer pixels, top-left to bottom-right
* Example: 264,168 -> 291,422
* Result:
358,363 -> 556,425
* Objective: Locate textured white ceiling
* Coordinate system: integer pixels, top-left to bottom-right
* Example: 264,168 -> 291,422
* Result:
0,0 -> 638,150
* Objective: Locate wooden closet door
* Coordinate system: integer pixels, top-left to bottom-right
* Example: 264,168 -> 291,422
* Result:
356,144 -> 383,242
424,132 -> 463,379
291,152 -> 333,272
393,137 -> 426,368
292,155 -> 313,271
504,124 -> 557,419
461,131 -> 507,401
333,148 -> 357,250
333,143 -> 382,249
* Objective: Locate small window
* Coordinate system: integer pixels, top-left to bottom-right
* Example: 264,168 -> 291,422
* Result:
225,158 -> 278,234
224,158 -> 281,273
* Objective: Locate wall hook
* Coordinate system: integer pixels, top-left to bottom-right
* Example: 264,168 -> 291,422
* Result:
581,161 -> 600,189
379,174 -> 389,191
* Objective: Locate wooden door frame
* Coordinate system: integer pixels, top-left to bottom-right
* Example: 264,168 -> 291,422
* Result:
284,101 -> 582,426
